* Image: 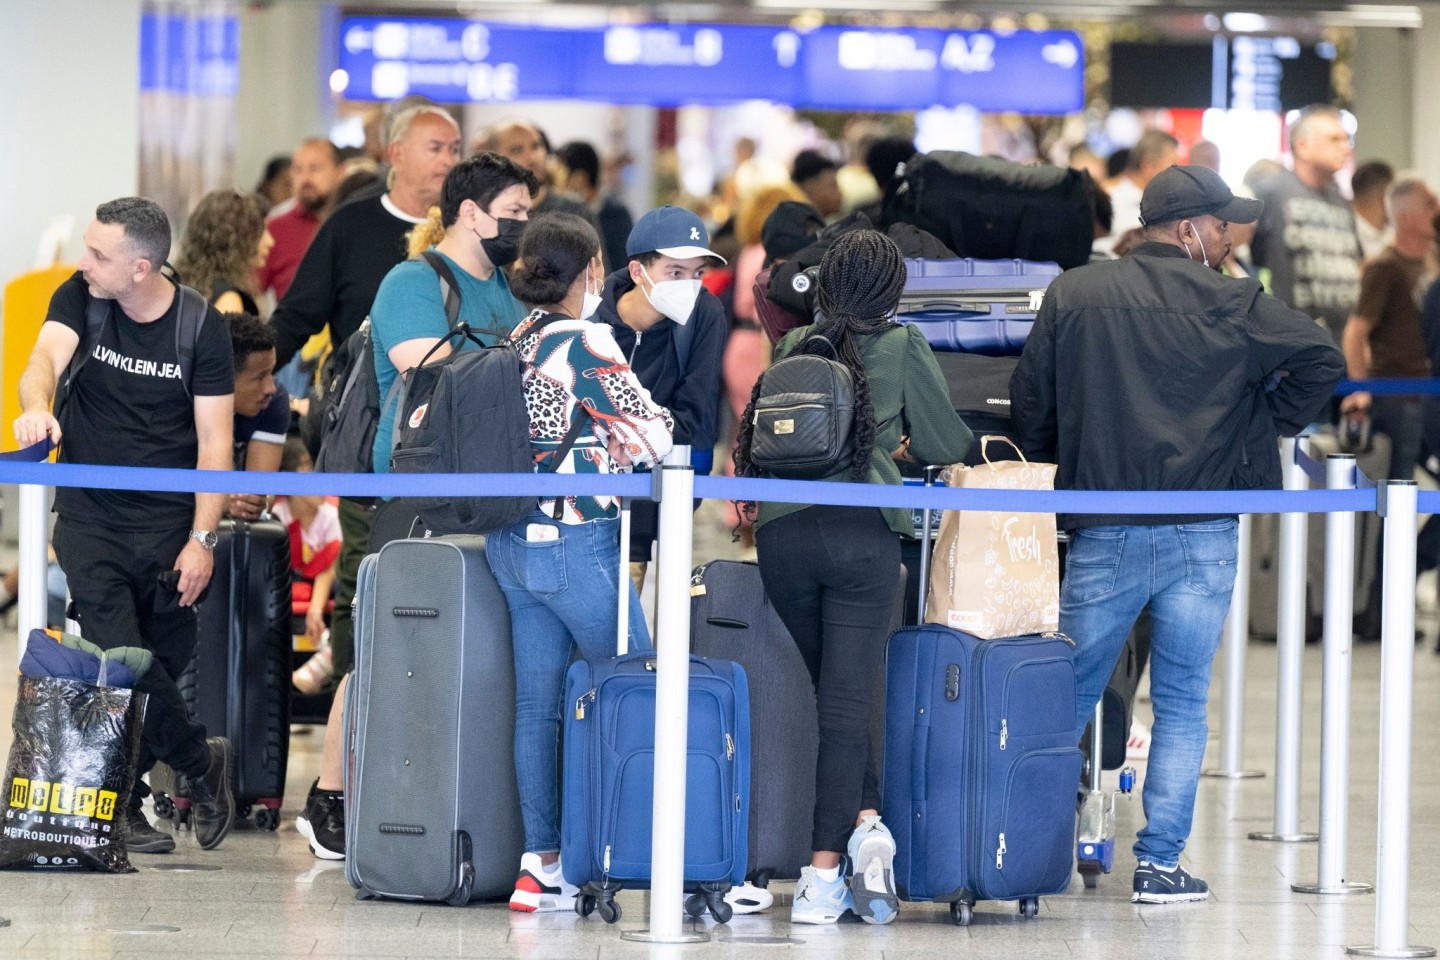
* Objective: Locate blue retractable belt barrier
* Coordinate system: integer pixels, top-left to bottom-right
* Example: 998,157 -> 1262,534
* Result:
0,456 -> 1378,515
1335,378 -> 1440,396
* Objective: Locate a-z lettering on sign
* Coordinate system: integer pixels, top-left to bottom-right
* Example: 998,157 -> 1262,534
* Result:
8,778 -> 119,820
91,345 -> 184,380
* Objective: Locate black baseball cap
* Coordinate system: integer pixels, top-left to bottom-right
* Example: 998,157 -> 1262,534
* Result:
1139,164 -> 1264,226
761,201 -> 825,264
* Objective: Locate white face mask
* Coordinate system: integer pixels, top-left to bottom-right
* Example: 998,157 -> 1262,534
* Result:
640,265 -> 702,326
579,267 -> 602,321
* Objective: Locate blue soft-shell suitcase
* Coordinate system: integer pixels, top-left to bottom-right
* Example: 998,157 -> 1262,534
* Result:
561,652 -> 751,924
883,624 -> 1083,925
897,258 -> 1062,354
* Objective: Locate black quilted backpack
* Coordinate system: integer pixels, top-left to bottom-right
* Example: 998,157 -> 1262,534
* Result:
747,336 -> 856,480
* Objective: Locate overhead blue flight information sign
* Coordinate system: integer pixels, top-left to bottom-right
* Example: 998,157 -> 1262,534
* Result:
336,16 -> 1083,114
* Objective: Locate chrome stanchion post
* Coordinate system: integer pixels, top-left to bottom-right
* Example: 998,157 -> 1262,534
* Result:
16,484 -> 48,659
1294,455 -> 1371,895
624,446 -> 707,944
1251,436 -> 1319,842
1348,480 -> 1434,958
1202,514 -> 1264,779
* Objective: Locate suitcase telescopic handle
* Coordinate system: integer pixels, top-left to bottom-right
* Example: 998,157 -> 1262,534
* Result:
617,497 -> 631,656
916,464 -> 944,624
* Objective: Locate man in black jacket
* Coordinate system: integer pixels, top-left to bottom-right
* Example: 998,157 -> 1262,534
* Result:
1012,165 -> 1343,904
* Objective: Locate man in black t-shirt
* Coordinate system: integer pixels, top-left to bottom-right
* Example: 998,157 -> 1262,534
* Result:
14,197 -> 237,855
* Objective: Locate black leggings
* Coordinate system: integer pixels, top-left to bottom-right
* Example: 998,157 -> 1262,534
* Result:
52,518 -> 211,809
756,504 -> 900,855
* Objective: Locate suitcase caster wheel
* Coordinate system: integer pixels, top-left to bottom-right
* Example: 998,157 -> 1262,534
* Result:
684,894 -> 706,918
950,902 -> 973,926
710,899 -> 733,924
1081,870 -> 1099,889
575,895 -> 596,918
1019,897 -> 1039,919
238,804 -> 252,825
152,794 -> 174,819
444,864 -> 474,907
752,869 -> 774,889
253,807 -> 280,831
597,899 -> 621,924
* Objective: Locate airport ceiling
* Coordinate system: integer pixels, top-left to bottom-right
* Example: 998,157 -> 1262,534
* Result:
307,0 -> 1424,28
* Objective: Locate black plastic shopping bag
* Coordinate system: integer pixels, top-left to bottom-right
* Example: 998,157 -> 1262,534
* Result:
0,675 -> 147,872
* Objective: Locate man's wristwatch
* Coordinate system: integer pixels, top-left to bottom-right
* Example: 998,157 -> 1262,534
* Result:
189,529 -> 219,550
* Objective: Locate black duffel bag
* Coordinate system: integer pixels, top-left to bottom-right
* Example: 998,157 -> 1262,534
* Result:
886,151 -> 1096,270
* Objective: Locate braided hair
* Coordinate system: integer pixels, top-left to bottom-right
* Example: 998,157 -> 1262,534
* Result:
734,228 -> 906,485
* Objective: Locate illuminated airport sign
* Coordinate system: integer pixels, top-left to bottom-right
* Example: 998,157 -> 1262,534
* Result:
335,16 -> 1084,114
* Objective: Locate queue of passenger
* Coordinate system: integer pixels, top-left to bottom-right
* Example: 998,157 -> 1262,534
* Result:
16,98 -> 1440,924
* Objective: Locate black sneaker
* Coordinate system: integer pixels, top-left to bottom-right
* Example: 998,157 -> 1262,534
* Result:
123,810 -> 176,854
1132,861 -> 1209,903
295,784 -> 345,861
183,737 -> 235,851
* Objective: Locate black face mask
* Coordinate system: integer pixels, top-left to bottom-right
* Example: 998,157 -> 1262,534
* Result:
480,217 -> 526,268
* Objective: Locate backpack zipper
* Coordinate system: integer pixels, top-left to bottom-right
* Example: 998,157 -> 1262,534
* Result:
754,401 -> 827,424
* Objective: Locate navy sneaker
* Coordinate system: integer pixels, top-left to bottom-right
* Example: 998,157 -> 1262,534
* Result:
1132,861 -> 1209,903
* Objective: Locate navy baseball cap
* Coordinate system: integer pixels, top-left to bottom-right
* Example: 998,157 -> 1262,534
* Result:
1140,164 -> 1264,226
625,205 -> 726,264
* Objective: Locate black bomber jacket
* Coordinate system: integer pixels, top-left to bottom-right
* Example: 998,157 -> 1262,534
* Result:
1010,242 -> 1345,529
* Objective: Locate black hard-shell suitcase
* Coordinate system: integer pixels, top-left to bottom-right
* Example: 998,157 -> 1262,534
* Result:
688,559 -> 904,888
344,536 -> 524,904
153,519 -> 293,830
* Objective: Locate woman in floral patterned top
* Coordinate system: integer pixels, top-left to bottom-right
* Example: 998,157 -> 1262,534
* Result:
486,213 -> 674,913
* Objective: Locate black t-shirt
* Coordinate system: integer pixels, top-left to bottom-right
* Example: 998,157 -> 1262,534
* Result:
48,273 -> 234,529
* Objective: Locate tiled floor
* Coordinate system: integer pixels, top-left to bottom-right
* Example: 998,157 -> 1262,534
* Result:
2,505 -> 1439,959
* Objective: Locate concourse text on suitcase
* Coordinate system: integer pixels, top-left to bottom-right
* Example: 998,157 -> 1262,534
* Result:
561,651 -> 751,924
152,518 -> 293,831
343,536 -> 524,905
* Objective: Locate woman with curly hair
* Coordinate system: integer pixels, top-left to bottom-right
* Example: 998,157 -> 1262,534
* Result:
734,229 -> 972,926
175,190 -> 273,314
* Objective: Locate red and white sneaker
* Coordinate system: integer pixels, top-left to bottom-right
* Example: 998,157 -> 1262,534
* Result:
1127,720 -> 1152,760
509,853 -> 579,913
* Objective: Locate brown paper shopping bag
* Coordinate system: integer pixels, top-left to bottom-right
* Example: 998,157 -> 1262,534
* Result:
926,436 -> 1060,639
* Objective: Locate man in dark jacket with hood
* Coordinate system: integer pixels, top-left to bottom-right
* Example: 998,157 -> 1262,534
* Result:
593,206 -> 727,586
1012,165 -> 1343,905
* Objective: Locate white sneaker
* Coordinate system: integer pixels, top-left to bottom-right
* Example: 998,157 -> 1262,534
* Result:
791,866 -> 855,925
846,815 -> 900,925
509,853 -> 578,913
724,881 -> 774,914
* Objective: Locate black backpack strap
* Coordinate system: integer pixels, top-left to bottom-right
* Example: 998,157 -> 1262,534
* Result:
544,404 -> 594,520
420,250 -> 463,328
63,294 -> 112,399
172,283 -> 208,399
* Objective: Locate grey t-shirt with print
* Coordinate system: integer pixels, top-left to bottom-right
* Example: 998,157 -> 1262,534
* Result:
1251,169 -> 1361,344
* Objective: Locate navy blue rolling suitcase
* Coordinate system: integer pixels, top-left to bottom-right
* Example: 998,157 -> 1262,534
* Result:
561,652 -> 751,924
884,625 -> 1082,924
897,258 -> 1062,354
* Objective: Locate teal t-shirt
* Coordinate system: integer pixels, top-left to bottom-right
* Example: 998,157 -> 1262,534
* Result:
370,250 -> 524,473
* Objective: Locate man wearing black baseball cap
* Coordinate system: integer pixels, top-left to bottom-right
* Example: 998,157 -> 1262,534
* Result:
1012,164 -> 1343,906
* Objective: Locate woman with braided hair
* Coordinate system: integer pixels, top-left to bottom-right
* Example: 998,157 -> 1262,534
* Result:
735,229 -> 972,926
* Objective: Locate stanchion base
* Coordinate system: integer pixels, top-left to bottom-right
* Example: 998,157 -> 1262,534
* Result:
1201,769 -> 1266,779
1345,946 -> 1436,958
1292,880 -> 1374,895
621,930 -> 712,944
1248,831 -> 1320,842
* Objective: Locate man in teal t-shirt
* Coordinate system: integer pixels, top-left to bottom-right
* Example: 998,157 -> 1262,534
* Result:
369,247 -> 525,472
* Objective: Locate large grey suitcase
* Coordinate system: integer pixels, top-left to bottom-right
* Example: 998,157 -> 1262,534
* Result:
344,536 -> 523,904
1248,432 -> 1387,640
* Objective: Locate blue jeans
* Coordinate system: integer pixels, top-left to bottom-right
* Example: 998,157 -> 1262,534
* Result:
485,510 -> 651,854
1061,520 -> 1238,869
